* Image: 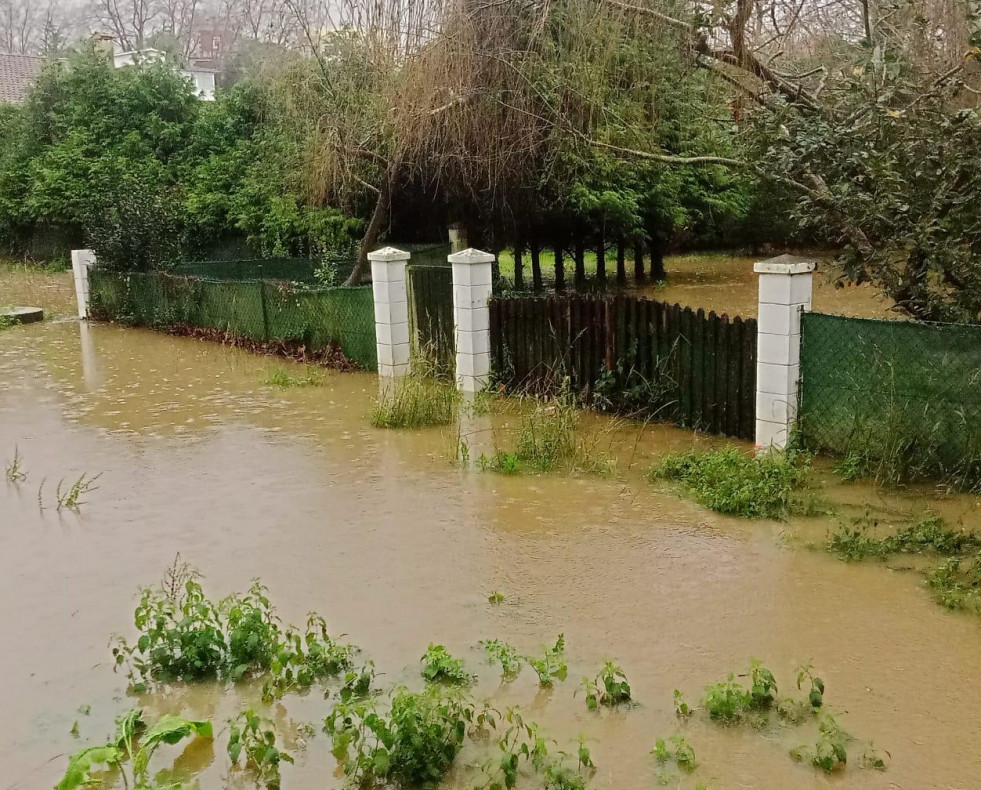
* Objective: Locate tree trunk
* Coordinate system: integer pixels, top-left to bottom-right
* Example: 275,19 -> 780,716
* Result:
648,237 -> 666,281
344,176 -> 391,287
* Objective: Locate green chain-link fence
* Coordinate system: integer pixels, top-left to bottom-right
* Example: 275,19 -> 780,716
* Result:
89,268 -> 377,370
799,311 -> 981,486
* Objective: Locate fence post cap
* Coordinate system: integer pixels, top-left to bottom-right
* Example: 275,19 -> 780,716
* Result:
367,246 -> 410,262
754,254 -> 816,275
448,248 -> 495,265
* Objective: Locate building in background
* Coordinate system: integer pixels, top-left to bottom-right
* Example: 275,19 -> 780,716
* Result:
111,45 -> 217,100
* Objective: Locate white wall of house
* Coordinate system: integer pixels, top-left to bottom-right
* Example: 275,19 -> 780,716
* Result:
112,47 -> 216,101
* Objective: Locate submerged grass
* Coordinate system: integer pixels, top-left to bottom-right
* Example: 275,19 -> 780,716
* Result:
477,392 -> 615,476
651,448 -> 814,519
266,366 -> 326,387
826,515 -> 981,614
371,372 -> 459,429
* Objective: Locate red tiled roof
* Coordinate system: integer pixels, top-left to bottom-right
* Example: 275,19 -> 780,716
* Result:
0,53 -> 43,104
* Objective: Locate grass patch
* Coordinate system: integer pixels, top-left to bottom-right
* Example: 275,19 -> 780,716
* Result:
476,393 -> 614,475
370,373 -> 458,429
266,366 -> 325,387
651,448 -> 812,519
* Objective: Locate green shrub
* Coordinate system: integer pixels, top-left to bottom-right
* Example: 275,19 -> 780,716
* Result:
652,448 -> 811,519
324,686 -> 481,789
227,709 -> 294,788
371,374 -> 458,429
113,562 -> 357,694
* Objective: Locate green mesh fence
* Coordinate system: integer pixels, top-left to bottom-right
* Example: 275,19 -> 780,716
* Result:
799,312 -> 981,483
88,269 -> 377,370
407,265 -> 454,376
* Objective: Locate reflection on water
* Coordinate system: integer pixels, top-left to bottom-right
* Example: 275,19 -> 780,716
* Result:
0,273 -> 979,790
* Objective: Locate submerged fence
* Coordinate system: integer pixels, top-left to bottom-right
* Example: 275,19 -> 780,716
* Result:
489,294 -> 757,439
88,267 -> 377,369
799,312 -> 981,479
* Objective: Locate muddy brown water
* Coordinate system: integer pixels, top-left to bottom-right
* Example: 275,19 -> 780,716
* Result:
2,265 -> 980,790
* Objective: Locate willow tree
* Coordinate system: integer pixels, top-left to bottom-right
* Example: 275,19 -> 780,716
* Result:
283,0 -> 748,283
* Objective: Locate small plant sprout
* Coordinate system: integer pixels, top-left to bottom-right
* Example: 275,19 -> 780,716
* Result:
421,644 -> 474,685
482,639 -> 522,682
861,742 -> 890,770
581,661 -> 632,709
55,472 -> 101,511
673,689 -> 692,717
525,634 -> 568,687
652,735 -> 697,774
749,659 -> 778,708
4,446 -> 26,483
487,590 -> 506,604
227,709 -> 294,788
790,713 -> 850,773
796,664 -> 825,708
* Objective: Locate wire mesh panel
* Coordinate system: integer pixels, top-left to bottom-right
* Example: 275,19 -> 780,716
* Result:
407,265 -> 454,375
88,269 -> 377,370
800,312 -> 981,473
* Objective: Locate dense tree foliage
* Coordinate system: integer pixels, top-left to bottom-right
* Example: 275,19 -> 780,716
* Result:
0,47 -> 360,269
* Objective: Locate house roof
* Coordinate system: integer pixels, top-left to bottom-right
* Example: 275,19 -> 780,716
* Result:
0,53 -> 43,103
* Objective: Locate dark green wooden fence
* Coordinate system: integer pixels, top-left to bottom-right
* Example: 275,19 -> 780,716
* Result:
407,265 -> 454,374
489,294 -> 757,439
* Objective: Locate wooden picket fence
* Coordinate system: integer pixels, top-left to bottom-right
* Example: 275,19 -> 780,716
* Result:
488,294 -> 757,440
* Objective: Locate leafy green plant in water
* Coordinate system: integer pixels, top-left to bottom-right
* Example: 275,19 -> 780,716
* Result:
482,639 -> 522,682
371,372 -> 458,429
581,661 -> 631,709
324,685 -> 490,789
926,554 -> 981,611
227,709 -> 294,789
651,448 -> 811,519
263,614 -> 357,700
476,708 -> 595,790
266,366 -> 324,387
223,581 -> 281,680
57,708 -> 212,790
478,450 -> 522,474
790,714 -> 849,773
701,672 -> 752,722
652,734 -> 696,774
487,590 -> 506,604
748,659 -> 777,708
673,689 -> 692,717
421,643 -> 474,685
4,445 -> 26,483
525,634 -> 568,687
113,577 -> 227,688
56,472 -> 102,510
796,664 -> 824,709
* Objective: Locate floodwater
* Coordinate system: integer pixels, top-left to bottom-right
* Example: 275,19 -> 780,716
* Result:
2,265 -> 980,790
646,254 -> 898,320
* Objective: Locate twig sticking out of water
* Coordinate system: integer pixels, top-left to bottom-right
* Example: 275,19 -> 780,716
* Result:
55,473 -> 101,511
4,446 -> 26,483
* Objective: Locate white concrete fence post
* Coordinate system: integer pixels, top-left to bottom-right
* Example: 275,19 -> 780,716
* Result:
449,248 -> 494,393
369,246 -> 411,377
754,254 -> 816,451
71,249 -> 96,319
